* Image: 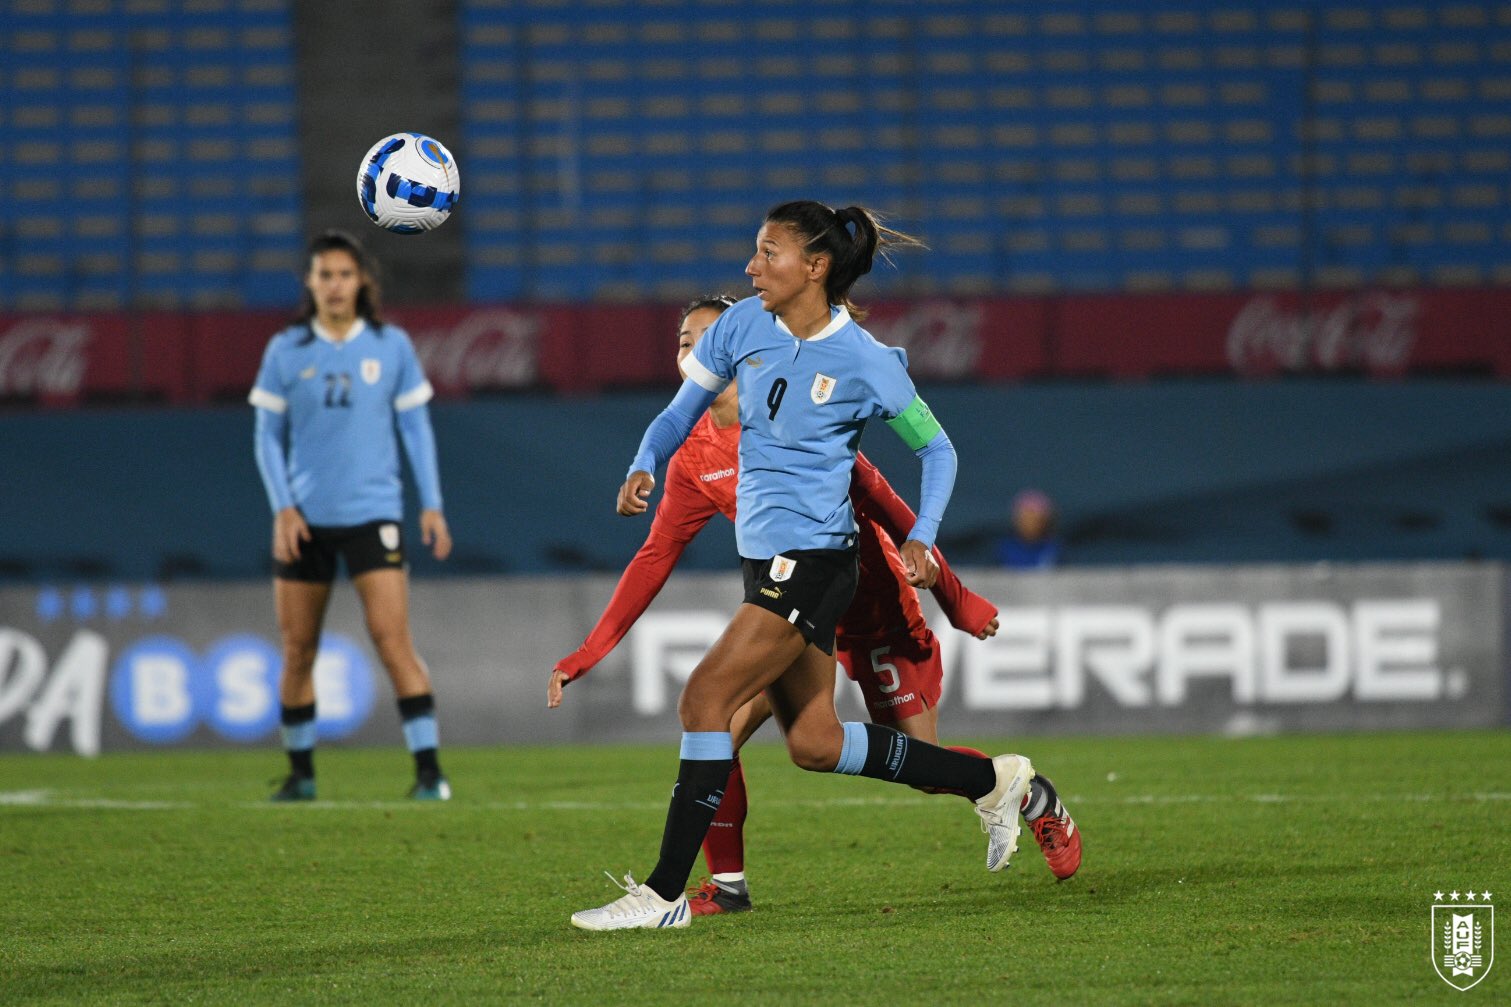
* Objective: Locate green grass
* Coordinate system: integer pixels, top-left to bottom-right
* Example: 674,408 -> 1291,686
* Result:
1,731 -> 1507,1005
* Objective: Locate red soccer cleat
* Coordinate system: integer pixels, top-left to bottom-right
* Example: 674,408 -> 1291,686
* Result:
686,878 -> 753,916
1025,777 -> 1082,880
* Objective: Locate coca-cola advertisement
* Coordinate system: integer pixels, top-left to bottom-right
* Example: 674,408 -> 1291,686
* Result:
1226,293 -> 1419,377
405,307 -> 544,395
1,287 -> 1508,406
864,301 -> 986,380
0,318 -> 91,401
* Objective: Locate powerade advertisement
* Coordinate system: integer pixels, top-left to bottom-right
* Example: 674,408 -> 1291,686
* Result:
0,563 -> 1504,755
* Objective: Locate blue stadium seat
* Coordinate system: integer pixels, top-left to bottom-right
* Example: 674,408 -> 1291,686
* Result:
0,2 -> 302,312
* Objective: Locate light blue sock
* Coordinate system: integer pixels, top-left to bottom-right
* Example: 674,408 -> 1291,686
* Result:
402,714 -> 439,752
680,731 -> 733,761
834,722 -> 869,775
281,720 -> 317,752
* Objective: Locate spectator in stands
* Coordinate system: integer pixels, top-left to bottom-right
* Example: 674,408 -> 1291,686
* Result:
248,229 -> 453,803
997,489 -> 1060,569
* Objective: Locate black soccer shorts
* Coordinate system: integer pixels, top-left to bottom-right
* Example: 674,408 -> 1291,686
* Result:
740,546 -> 859,655
275,520 -> 406,582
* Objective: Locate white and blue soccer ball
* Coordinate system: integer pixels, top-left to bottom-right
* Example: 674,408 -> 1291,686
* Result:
356,132 -> 460,234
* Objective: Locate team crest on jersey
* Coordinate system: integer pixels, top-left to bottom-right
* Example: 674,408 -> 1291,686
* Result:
361,358 -> 382,385
810,373 -> 837,404
770,555 -> 796,582
300,366 -> 317,380
1433,890 -> 1495,990
379,523 -> 400,551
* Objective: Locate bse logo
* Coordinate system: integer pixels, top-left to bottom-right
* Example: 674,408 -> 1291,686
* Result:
1433,890 -> 1494,991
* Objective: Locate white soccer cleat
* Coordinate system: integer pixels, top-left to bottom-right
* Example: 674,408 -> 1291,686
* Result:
975,754 -> 1036,872
570,872 -> 691,931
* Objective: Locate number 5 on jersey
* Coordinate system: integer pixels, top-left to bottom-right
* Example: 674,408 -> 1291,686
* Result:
870,646 -> 901,694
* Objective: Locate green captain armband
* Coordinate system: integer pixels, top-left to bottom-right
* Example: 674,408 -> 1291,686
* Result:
884,395 -> 943,451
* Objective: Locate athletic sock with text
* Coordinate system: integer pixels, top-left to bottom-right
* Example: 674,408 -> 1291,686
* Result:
833,723 -> 996,801
645,732 -> 734,902
701,756 -> 748,878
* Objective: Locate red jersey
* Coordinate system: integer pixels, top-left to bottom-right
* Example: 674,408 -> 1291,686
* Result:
555,411 -> 997,680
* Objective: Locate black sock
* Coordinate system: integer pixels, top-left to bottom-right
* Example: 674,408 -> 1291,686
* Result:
396,694 -> 443,779
280,703 -> 316,779
644,757 -> 734,901
413,747 -> 441,778
859,723 -> 996,801
288,748 -> 314,778
396,693 -> 434,719
1022,775 -> 1057,821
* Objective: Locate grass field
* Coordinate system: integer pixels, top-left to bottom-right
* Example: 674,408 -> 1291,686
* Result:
1,731 -> 1507,1005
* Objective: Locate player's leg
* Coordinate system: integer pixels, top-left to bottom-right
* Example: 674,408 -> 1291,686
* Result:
854,634 -> 1081,878
843,633 -> 973,791
1019,769 -> 1082,879
649,606 -> 806,893
690,692 -> 772,916
891,704 -> 940,745
572,604 -> 807,931
770,637 -> 1036,874
351,559 -> 450,801
272,573 -> 332,801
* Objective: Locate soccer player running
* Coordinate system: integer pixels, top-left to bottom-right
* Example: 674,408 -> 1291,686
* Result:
249,229 -> 453,802
550,296 -> 1080,916
570,201 -> 1080,931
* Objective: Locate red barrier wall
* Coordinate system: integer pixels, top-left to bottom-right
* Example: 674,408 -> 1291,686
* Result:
2,288 -> 1508,406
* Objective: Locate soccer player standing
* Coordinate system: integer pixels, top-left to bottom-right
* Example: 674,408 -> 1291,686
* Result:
570,201 -> 1079,931
249,229 -> 453,802
549,295 -> 1080,916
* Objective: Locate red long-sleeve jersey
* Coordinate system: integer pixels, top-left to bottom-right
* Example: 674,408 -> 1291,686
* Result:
555,411 -> 997,680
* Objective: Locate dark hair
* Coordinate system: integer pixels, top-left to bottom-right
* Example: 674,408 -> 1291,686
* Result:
763,201 -> 924,320
298,229 -> 384,325
677,293 -> 738,329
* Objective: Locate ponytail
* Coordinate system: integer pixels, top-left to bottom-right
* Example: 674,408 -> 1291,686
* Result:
764,200 -> 924,320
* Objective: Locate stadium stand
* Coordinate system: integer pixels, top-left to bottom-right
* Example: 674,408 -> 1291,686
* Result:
1,0 -> 303,312
4,2 -> 1510,308
460,1 -> 1511,301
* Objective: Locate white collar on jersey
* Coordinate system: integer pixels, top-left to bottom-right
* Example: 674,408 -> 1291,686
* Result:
311,318 -> 367,344
775,305 -> 850,342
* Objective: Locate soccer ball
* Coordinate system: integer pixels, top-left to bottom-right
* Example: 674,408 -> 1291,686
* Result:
356,132 -> 460,234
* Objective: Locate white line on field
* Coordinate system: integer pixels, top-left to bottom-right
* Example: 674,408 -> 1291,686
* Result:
0,789 -> 191,810
1,789 -> 1508,813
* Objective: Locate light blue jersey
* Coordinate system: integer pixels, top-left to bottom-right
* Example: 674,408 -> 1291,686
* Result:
678,297 -> 920,557
249,319 -> 442,527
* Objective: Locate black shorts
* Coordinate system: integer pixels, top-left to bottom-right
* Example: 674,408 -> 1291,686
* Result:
740,547 -> 858,655
275,520 -> 406,583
